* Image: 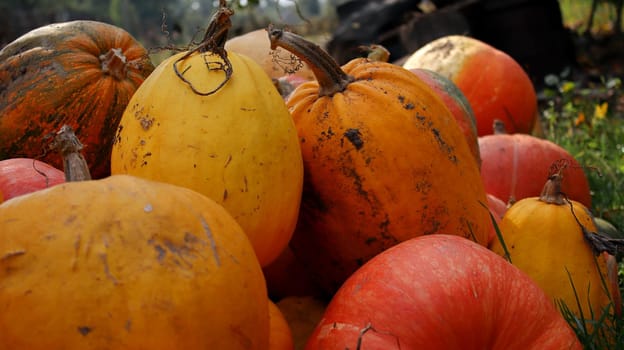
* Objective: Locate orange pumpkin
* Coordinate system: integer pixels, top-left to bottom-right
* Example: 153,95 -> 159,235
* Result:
0,20 -> 154,179
409,68 -> 481,167
269,28 -> 490,294
269,300 -> 295,350
0,123 -> 270,349
403,35 -> 537,136
0,174 -> 270,349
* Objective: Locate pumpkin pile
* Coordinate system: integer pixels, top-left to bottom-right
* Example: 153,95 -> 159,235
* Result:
0,1 -> 620,349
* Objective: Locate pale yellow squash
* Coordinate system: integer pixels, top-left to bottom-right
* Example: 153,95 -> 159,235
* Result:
111,8 -> 303,267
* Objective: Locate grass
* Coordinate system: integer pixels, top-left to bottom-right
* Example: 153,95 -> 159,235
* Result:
540,74 -> 624,232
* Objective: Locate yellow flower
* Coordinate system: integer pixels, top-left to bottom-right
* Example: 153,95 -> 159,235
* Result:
574,111 -> 586,126
593,102 -> 608,120
561,81 -> 576,93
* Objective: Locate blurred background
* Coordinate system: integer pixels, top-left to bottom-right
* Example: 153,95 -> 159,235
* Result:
1,0 -> 622,87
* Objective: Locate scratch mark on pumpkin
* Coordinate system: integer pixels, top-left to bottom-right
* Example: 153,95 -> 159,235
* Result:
200,216 -> 221,266
99,253 -> 119,285
224,154 -> 232,168
72,235 -> 81,271
0,250 -> 26,261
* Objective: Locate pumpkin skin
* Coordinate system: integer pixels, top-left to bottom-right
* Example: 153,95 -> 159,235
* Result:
111,45 -> 303,267
479,131 -> 591,207
486,193 -> 507,246
270,29 -> 490,294
276,296 -> 327,350
0,174 -> 269,349
403,35 -> 537,136
225,28 -> 315,81
0,20 -> 154,179
269,300 -> 295,350
408,68 -> 481,167
0,158 -> 65,202
489,177 -> 620,327
306,235 -> 581,350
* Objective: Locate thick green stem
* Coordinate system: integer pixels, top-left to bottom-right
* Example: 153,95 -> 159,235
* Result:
267,26 -> 354,97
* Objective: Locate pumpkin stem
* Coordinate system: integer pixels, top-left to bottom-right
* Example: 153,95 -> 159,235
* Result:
198,0 -> 232,53
48,125 -> 92,182
172,0 -> 234,96
267,26 -> 354,97
100,48 -> 128,80
493,119 -> 507,134
539,173 -> 566,205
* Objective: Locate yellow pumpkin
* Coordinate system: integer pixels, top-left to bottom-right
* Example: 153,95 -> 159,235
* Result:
0,174 -> 269,349
111,5 -> 303,267
490,172 -> 620,328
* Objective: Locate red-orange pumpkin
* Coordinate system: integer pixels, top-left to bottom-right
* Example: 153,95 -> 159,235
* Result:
269,28 -> 490,294
479,121 -> 591,207
306,235 -> 581,349
0,158 -> 65,203
486,193 -> 507,246
403,35 -> 537,136
0,20 -> 154,179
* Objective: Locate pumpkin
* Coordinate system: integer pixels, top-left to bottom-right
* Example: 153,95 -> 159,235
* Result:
486,193 -> 507,246
0,20 -> 154,179
0,158 -> 65,203
403,35 -> 537,136
489,171 -> 621,329
0,150 -> 270,349
225,28 -> 315,81
408,68 -> 480,167
276,296 -> 327,350
479,120 -> 592,207
269,300 -> 295,350
268,27 -> 490,294
305,234 -> 581,350
111,4 -> 303,267
360,45 -> 480,167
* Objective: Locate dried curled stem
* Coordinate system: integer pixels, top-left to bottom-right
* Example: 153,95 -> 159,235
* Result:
48,125 -> 91,182
267,25 -> 354,97
173,0 -> 233,96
